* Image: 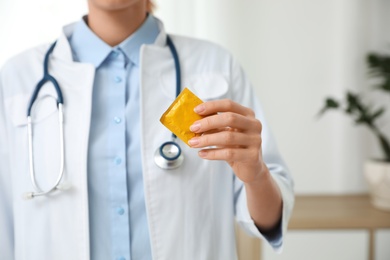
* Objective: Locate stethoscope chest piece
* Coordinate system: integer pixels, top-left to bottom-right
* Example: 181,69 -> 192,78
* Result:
154,141 -> 184,170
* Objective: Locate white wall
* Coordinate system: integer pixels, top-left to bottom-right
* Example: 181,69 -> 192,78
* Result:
376,230 -> 390,260
262,230 -> 369,260
155,0 -> 390,194
0,0 -> 87,66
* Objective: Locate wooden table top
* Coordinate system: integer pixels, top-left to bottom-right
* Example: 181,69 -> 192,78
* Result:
289,195 -> 390,230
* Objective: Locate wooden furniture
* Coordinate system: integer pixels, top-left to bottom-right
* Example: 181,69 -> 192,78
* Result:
289,195 -> 390,260
235,195 -> 390,260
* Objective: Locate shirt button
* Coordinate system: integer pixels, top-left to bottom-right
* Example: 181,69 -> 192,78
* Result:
116,207 -> 125,215
114,116 -> 122,124
114,76 -> 122,83
116,257 -> 126,260
112,51 -> 120,58
114,157 -> 122,165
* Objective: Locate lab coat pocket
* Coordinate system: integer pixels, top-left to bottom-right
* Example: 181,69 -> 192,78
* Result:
160,73 -> 228,101
4,93 -> 58,127
188,74 -> 229,101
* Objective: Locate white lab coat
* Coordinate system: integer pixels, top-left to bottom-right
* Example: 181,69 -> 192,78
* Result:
0,18 -> 294,260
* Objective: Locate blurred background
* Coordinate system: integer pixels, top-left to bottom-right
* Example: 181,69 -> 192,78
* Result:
1,0 -> 390,259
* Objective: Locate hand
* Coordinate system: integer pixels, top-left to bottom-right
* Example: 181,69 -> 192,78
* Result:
188,99 -> 267,184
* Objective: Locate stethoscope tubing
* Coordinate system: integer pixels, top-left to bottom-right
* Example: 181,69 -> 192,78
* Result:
25,41 -> 66,199
166,36 -> 181,140
154,36 -> 184,169
27,41 -> 63,117
26,104 -> 65,199
25,35 -> 183,199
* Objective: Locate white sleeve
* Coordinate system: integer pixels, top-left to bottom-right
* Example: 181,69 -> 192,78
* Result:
0,71 -> 15,259
230,57 -> 295,253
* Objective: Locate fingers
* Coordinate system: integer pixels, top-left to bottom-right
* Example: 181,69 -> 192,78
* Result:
190,112 -> 262,134
190,99 -> 263,165
195,99 -> 255,117
188,131 -> 261,148
198,147 -> 261,162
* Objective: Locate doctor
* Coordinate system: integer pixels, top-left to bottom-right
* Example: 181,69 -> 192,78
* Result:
0,0 -> 294,259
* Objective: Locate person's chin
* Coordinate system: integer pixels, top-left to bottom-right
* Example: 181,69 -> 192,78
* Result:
89,0 -> 144,11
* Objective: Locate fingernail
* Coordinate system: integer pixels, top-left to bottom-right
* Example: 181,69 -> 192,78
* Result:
199,150 -> 207,157
194,104 -> 205,113
188,138 -> 200,147
190,122 -> 201,132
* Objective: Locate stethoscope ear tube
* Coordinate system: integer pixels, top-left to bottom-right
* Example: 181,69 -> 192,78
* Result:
25,41 -> 67,199
26,103 -> 66,199
27,42 -> 62,117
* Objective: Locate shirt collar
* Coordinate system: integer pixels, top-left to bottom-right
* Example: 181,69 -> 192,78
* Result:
69,14 -> 160,68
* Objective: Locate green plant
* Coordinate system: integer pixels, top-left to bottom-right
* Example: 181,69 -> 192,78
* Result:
319,53 -> 390,162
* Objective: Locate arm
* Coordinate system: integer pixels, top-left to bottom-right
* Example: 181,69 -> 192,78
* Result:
189,100 -> 282,230
188,57 -> 294,250
0,71 -> 14,259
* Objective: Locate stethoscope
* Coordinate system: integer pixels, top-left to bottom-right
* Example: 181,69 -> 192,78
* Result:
25,36 -> 183,199
153,36 -> 184,170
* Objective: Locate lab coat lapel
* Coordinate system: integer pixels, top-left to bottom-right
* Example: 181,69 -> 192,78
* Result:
49,29 -> 95,260
140,18 -> 175,165
140,21 -> 205,259
139,22 -> 178,259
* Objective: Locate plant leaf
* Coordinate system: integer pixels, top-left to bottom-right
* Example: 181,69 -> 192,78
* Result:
367,53 -> 390,95
371,108 -> 385,121
318,98 -> 339,117
325,98 -> 339,108
378,79 -> 390,92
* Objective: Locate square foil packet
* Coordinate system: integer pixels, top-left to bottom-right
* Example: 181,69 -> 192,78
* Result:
160,88 -> 204,146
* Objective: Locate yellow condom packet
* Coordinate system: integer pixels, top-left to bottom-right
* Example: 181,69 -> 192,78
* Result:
160,88 -> 204,146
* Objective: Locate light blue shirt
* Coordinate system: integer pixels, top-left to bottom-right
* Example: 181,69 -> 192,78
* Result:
69,15 -> 159,260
